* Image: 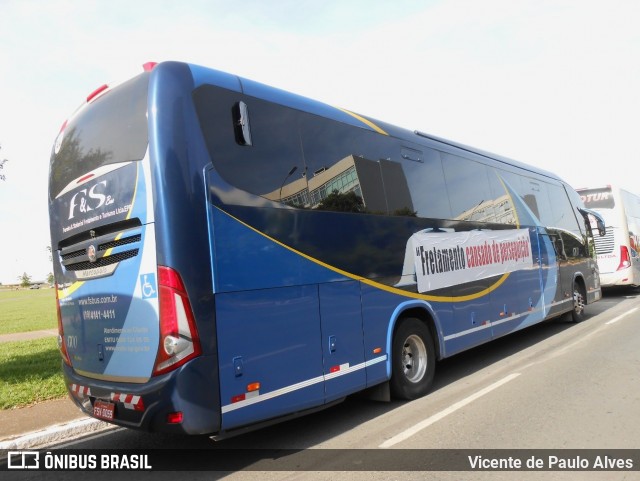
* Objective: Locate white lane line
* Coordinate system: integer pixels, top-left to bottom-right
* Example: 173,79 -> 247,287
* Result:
605,307 -> 638,325
379,373 -> 521,449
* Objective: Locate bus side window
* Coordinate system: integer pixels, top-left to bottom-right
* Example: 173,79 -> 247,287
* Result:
546,183 -> 582,236
299,115 -> 414,215
403,147 -> 452,220
193,86 -> 305,201
552,235 -> 566,259
441,153 -> 495,222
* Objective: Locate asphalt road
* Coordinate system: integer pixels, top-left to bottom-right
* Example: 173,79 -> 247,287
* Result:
14,288 -> 640,480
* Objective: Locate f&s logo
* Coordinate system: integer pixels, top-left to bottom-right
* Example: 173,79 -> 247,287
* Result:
68,181 -> 115,220
7,451 -> 39,469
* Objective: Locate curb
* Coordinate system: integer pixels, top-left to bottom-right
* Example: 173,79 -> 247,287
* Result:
0,418 -> 117,450
0,329 -> 57,343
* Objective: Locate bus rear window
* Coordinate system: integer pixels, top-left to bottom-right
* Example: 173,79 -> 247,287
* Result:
49,72 -> 150,200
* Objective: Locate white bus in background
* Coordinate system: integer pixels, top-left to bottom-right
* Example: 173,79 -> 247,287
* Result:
578,185 -> 640,288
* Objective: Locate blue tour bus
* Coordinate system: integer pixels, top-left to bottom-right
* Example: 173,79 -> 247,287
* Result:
48,61 -> 605,437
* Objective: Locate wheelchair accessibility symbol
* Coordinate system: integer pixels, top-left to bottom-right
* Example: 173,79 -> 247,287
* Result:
140,273 -> 157,299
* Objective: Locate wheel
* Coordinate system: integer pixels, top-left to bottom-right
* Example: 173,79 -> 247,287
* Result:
568,282 -> 586,323
390,317 -> 435,400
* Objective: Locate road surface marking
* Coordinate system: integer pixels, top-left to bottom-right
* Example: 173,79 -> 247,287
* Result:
605,307 -> 638,325
379,373 -> 521,448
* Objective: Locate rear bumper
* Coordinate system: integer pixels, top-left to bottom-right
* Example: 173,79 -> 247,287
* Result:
63,355 -> 220,435
599,269 -> 639,288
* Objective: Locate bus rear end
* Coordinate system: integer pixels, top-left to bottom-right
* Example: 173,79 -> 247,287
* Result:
48,67 -> 215,434
578,186 -> 640,287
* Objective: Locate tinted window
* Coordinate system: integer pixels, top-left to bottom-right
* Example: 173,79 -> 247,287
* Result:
49,73 -> 149,199
526,178 -> 555,224
194,86 -> 304,198
405,157 -> 521,225
194,84 -> 416,215
441,154 -> 495,222
299,115 -> 412,214
546,183 -> 581,235
403,148 -> 453,219
487,168 -> 519,225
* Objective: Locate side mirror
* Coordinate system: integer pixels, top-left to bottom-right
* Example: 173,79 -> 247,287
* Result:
578,207 -> 606,237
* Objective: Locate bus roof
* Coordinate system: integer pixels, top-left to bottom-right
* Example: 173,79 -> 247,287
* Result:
176,61 -> 563,184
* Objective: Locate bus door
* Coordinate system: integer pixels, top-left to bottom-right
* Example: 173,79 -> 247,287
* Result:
531,227 -> 560,320
319,281 -> 367,402
538,229 -> 568,318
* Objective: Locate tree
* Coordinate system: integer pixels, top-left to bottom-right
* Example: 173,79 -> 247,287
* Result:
47,272 -> 55,285
18,272 -> 32,287
392,207 -> 418,217
0,144 -> 8,182
317,190 -> 365,213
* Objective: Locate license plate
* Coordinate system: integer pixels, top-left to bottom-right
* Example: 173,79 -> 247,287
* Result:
93,400 -> 115,421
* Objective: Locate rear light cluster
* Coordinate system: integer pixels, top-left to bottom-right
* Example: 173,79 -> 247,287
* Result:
55,266 -> 201,376
617,246 -> 631,271
153,267 -> 202,376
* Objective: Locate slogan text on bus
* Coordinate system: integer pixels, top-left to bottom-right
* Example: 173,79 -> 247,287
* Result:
410,229 -> 533,293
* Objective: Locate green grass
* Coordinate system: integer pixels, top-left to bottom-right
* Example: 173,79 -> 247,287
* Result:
0,337 -> 66,409
0,289 -> 65,409
0,288 -> 57,334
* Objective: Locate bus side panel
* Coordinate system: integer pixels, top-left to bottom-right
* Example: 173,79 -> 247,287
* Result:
491,228 -> 546,338
360,286 -> 449,385
319,280 -> 367,402
599,226 -> 640,287
205,171 -> 348,293
215,286 -> 325,431
360,286 -> 400,386
446,291 -> 493,355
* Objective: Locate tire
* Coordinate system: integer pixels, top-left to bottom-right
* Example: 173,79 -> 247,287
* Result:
568,281 -> 586,323
390,317 -> 436,400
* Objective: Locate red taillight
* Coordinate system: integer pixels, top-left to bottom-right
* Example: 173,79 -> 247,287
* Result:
55,285 -> 72,367
153,267 -> 202,376
143,62 -> 157,72
617,246 -> 631,271
166,412 -> 183,424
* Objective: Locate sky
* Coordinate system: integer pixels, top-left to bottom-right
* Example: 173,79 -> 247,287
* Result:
0,0 -> 639,285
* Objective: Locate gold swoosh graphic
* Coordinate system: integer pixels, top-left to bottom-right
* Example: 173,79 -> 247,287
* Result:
336,107 -> 389,136
215,206 -> 510,303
